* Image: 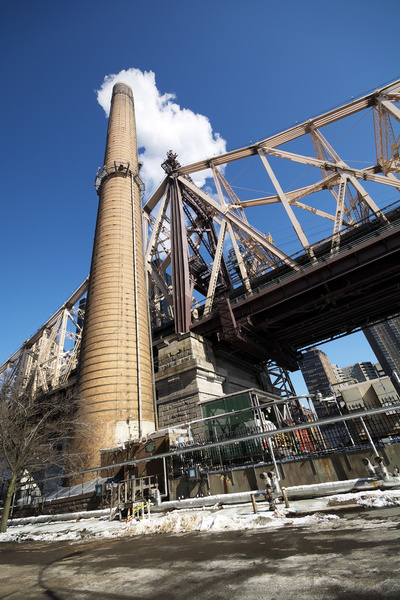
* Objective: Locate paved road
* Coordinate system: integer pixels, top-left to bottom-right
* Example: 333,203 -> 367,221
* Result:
1,507 -> 399,600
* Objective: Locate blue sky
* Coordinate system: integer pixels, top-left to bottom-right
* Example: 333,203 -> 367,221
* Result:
1,0 -> 399,394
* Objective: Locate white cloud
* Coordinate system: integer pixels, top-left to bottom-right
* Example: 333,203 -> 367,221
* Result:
96,68 -> 227,197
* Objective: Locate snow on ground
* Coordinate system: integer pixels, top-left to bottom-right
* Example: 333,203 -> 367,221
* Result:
1,489 -> 399,544
329,488 -> 400,508
122,508 -> 339,537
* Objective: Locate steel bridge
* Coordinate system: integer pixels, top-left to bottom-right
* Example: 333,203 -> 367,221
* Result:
189,206 -> 400,368
1,79 -> 400,396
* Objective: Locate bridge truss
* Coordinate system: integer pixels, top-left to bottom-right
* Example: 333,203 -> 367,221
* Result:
144,78 -> 400,334
1,79 -> 400,397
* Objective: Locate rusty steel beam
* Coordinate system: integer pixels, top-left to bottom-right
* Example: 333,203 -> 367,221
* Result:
169,177 -> 193,333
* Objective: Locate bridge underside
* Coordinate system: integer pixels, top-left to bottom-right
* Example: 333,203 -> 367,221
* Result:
190,213 -> 400,370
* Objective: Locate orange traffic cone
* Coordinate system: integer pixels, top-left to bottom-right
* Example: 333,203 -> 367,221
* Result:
126,508 -> 131,524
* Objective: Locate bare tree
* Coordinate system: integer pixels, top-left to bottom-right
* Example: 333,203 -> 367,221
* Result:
0,388 -> 86,532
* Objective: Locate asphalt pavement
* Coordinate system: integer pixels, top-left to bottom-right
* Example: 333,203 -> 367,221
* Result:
1,506 -> 399,600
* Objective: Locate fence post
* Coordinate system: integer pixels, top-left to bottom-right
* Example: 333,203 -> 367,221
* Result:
359,416 -> 379,457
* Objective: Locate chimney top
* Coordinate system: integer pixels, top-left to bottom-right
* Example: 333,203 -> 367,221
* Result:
112,82 -> 133,98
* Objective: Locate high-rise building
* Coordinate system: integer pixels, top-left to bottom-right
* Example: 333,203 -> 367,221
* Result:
333,361 -> 379,384
363,317 -> 400,394
299,348 -> 346,445
299,347 -> 338,399
299,343 -> 399,444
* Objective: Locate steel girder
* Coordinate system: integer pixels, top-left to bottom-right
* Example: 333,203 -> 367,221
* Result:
144,79 -> 400,338
191,214 -> 400,368
0,279 -> 88,398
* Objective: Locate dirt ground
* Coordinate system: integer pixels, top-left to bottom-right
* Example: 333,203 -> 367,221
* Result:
1,506 -> 399,600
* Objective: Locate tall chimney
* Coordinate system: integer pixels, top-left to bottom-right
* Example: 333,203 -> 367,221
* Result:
77,82 -> 155,468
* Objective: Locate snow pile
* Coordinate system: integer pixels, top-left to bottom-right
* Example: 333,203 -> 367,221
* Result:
328,489 -> 400,509
1,489 -> 399,544
0,510 -> 338,544
123,509 -> 339,537
124,511 -> 274,536
356,489 -> 400,508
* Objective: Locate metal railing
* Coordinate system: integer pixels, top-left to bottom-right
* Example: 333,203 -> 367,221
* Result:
3,404 -> 399,510
171,404 -> 400,475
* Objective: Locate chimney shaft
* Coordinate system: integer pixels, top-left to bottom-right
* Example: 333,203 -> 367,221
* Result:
77,82 -> 155,468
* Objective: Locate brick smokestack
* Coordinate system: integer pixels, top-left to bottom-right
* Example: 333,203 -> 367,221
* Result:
77,82 -> 155,469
